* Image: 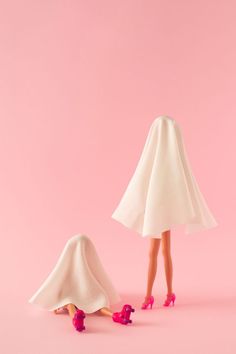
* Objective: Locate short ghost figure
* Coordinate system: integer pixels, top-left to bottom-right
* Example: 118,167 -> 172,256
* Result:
29,234 -> 134,331
112,116 -> 217,309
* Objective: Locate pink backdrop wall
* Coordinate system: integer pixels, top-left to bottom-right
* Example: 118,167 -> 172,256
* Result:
0,1 -> 235,353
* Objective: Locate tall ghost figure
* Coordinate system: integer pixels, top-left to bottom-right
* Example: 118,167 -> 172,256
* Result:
112,116 -> 217,237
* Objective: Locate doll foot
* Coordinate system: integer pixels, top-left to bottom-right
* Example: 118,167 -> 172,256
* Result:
72,309 -> 86,332
112,304 -> 135,325
54,306 -> 68,314
141,295 -> 154,309
163,293 -> 176,307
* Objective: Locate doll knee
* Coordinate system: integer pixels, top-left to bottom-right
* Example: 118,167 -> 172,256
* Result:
149,248 -> 158,259
162,247 -> 171,259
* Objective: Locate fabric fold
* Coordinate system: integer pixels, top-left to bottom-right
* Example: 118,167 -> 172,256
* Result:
112,116 -> 217,237
29,234 -> 121,313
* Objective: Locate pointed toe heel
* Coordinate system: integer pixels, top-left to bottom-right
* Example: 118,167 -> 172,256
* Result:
163,293 -> 176,307
112,304 -> 135,325
141,295 -> 154,310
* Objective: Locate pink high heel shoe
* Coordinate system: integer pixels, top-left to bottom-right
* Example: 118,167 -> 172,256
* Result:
141,295 -> 154,309
163,293 -> 176,307
112,304 -> 135,325
72,309 -> 86,331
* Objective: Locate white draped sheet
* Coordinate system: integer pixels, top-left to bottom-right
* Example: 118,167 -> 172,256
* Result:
29,234 -> 121,313
112,116 -> 217,237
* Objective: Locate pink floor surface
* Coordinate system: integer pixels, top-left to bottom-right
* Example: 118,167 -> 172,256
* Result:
1,224 -> 236,354
2,293 -> 235,354
3,287 -> 236,354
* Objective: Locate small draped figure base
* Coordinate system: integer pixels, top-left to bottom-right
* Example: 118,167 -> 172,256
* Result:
29,234 -> 121,313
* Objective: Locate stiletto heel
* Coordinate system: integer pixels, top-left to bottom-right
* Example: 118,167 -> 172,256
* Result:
72,309 -> 86,331
163,293 -> 176,307
112,304 -> 135,325
141,295 -> 154,310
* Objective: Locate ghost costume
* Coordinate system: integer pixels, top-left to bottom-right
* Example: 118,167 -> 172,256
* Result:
112,116 -> 217,237
29,234 -> 120,313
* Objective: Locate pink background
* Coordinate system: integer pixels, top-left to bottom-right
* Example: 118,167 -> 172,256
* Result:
0,1 -> 235,353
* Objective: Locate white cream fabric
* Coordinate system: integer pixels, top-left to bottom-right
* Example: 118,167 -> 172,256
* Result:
112,116 -> 217,237
29,234 -> 120,313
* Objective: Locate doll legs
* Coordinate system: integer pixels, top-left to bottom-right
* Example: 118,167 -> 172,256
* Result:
67,304 -> 77,317
68,305 -> 113,318
54,303 -> 134,327
99,307 -> 113,316
54,304 -> 113,318
162,229 -> 173,295
54,304 -> 78,317
145,238 -> 161,300
143,229 -> 174,304
100,306 -> 135,325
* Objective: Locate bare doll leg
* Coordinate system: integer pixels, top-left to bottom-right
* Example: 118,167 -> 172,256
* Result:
56,305 -> 134,325
161,230 -> 173,294
66,303 -> 77,318
98,307 -> 113,317
54,306 -> 67,314
99,306 -> 135,325
54,303 -> 76,317
54,305 -> 114,317
144,237 -> 161,302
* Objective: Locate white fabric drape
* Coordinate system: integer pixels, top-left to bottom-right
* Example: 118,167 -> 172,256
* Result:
29,234 -> 120,313
112,116 -> 217,237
